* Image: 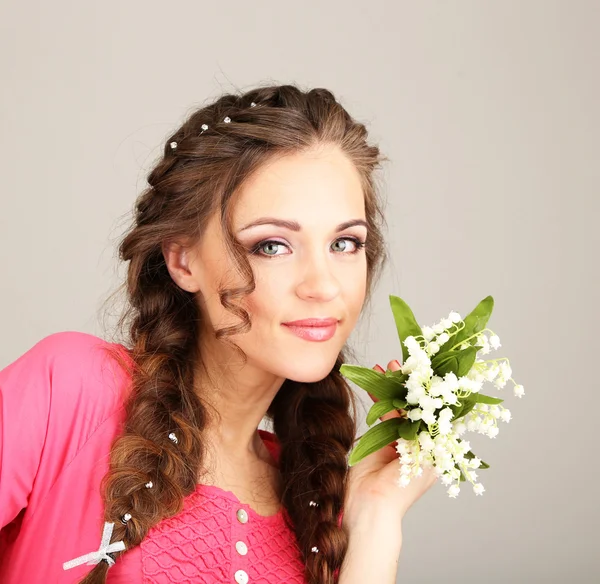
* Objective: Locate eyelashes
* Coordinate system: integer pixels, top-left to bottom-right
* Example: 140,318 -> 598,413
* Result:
249,237 -> 367,259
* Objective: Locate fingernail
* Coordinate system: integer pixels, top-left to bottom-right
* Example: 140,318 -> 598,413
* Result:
392,359 -> 401,368
374,364 -> 385,372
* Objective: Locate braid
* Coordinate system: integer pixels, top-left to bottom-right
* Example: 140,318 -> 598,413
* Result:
267,352 -> 358,584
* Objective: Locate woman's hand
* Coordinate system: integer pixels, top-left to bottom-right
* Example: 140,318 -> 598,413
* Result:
343,359 -> 438,533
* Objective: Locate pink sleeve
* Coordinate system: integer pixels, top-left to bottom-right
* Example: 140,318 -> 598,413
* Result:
0,335 -> 54,528
0,331 -> 124,529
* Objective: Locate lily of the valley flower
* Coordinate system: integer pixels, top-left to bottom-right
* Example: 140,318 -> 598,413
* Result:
392,309 -> 524,497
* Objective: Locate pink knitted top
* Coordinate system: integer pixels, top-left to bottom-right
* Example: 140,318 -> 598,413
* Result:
0,331 -> 327,583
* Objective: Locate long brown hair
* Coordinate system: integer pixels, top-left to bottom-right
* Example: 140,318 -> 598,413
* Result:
85,84 -> 388,584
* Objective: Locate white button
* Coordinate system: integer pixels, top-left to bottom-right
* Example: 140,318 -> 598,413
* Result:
234,569 -> 249,584
235,540 -> 248,555
236,508 -> 248,524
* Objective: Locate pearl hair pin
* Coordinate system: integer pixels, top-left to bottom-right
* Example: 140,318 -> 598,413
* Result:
145,481 -> 153,489
169,101 -> 257,149
309,500 -> 319,507
121,513 -> 132,525
168,432 -> 178,444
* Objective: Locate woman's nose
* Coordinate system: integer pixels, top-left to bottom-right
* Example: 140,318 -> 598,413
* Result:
295,257 -> 342,301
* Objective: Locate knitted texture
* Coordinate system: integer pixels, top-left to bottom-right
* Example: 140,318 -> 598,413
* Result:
139,430 -> 307,583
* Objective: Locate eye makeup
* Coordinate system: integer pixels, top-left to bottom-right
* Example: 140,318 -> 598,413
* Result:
249,236 -> 367,259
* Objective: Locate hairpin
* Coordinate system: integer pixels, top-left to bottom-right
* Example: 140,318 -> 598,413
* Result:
145,481 -> 153,489
120,513 -> 132,525
168,432 -> 178,444
311,546 -> 319,553
169,102 -> 260,150
63,521 -> 126,571
309,500 -> 319,507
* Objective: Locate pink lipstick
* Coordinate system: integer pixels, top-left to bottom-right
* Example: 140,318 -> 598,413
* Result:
281,318 -> 339,342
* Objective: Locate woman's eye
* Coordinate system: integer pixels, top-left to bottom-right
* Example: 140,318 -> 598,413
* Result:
251,237 -> 366,258
259,241 -> 286,256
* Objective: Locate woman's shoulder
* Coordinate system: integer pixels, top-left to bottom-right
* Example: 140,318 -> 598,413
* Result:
0,330 -> 132,426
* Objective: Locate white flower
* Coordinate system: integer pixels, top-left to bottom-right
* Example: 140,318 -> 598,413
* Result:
458,440 -> 471,454
484,364 -> 500,382
421,410 -> 437,425
489,335 -> 501,350
419,395 -> 443,411
418,432 -> 435,451
404,336 -> 422,355
453,421 -> 467,436
406,389 -> 425,405
428,342 -> 440,355
443,372 -> 459,392
438,407 -> 454,421
433,323 -> 445,334
465,470 -> 478,482
441,474 -> 454,486
499,361 -> 512,381
407,408 -> 423,421
500,409 -> 512,423
514,384 -> 525,398
469,457 -> 482,469
442,318 -> 453,329
477,334 -> 491,355
489,405 -> 501,418
395,439 -> 411,455
487,426 -> 500,439
473,483 -> 485,496
421,326 -> 435,341
402,354 -> 431,376
437,332 -> 450,345
398,474 -> 411,488
449,311 -> 462,323
448,484 -> 460,498
438,420 -> 453,435
428,376 -> 446,397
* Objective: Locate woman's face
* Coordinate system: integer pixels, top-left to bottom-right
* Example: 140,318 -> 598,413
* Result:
170,144 -> 369,383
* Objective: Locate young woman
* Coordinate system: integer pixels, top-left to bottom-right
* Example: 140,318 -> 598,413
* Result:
0,84 -> 437,583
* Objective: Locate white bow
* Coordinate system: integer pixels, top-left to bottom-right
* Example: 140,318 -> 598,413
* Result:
63,522 -> 126,570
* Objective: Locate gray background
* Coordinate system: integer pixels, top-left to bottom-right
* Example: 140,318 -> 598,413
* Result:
1,1 -> 597,582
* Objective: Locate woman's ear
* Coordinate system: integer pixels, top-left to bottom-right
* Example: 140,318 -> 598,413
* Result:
162,239 -> 201,293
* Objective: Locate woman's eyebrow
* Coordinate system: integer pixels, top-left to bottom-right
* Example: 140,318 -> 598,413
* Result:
237,218 -> 368,233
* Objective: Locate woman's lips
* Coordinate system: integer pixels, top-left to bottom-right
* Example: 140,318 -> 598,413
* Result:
281,322 -> 338,342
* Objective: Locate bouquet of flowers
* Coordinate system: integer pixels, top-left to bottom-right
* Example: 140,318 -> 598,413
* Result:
340,295 -> 524,498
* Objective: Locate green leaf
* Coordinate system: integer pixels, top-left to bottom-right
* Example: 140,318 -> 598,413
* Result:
348,418 -> 403,466
473,393 -> 504,405
389,295 -> 423,365
366,399 -> 396,426
450,394 -> 478,421
463,450 -> 490,469
340,364 -> 406,400
431,345 -> 479,377
397,418 -> 422,440
384,369 -> 409,384
438,296 -> 495,354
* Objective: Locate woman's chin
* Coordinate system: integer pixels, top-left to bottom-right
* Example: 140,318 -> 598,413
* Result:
282,361 -> 339,384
